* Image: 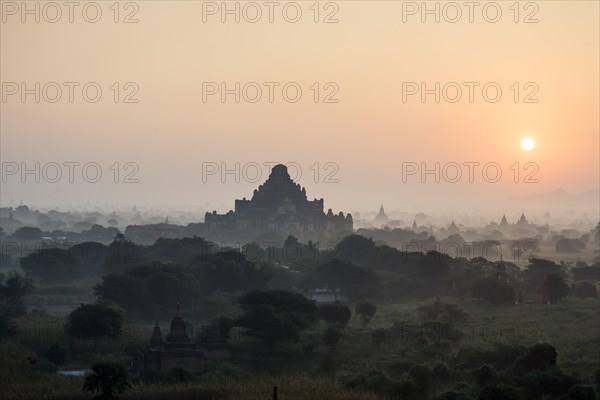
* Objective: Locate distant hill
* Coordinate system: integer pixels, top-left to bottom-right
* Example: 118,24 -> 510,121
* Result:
507,188 -> 599,210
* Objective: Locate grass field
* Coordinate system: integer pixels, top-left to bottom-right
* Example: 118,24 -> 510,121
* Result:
1,297 -> 598,399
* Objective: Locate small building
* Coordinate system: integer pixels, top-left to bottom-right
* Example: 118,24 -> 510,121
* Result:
137,304 -> 230,373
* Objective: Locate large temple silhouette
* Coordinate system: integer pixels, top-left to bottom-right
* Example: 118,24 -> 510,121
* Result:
204,164 -> 353,241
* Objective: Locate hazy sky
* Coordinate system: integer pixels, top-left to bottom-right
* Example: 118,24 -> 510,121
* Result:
1,1 -> 599,213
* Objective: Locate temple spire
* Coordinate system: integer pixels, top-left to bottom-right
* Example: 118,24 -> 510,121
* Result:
167,302 -> 190,343
149,320 -> 164,346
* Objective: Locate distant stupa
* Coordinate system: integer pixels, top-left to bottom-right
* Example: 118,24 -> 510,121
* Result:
516,212 -> 529,226
373,205 -> 389,226
447,220 -> 460,234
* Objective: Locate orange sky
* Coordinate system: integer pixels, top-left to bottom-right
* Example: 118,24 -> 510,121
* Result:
1,1 -> 598,212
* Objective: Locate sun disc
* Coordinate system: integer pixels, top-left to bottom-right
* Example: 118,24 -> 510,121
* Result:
521,137 -> 535,151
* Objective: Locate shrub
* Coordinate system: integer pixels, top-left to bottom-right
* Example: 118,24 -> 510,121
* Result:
45,343 -> 67,365
82,359 -> 131,400
319,302 -> 352,327
566,385 -> 598,400
432,361 -> 453,382
433,391 -> 472,400
409,364 -> 432,395
371,328 -> 387,347
570,281 -> 598,299
355,302 -> 377,327
167,366 -> 194,384
478,384 -> 524,400
418,301 -> 468,323
517,368 -> 578,398
456,343 -> 529,371
0,315 -> 16,338
323,327 -> 343,346
475,364 -> 497,386
320,350 -> 336,373
544,273 -> 569,304
342,369 -> 392,395
471,277 -> 515,305
515,343 -> 557,371
390,379 -> 416,400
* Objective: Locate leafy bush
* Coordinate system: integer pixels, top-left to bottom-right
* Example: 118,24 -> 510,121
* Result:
167,367 -> 194,384
515,343 -> 557,371
471,277 -> 515,305
570,281 -> 598,299
478,384 -> 524,400
371,328 -> 387,346
516,368 -> 578,398
237,290 -> 317,345
390,379 -> 416,400
355,302 -> 377,327
323,327 -> 343,346
45,343 -> 67,365
0,315 -> 17,338
319,302 -> 351,327
433,390 -> 472,400
82,359 -> 131,400
432,361 -> 453,382
544,274 -> 569,304
306,259 -> 380,301
475,364 -> 497,386
418,301 -> 469,323
456,343 -> 529,371
341,369 -> 392,395
566,385 -> 598,400
409,364 -> 432,395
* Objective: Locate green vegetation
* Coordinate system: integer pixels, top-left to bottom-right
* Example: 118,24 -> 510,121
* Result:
355,301 -> 378,327
83,359 -> 131,400
66,303 -> 125,339
1,234 -> 598,399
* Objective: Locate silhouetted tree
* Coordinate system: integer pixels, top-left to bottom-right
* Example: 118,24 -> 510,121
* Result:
236,290 -> 317,345
355,302 -> 377,327
66,303 -> 125,339
570,281 -> 598,298
318,302 -> 351,327
515,343 -> 557,371
323,327 -> 343,346
544,274 -> 569,304
0,272 -> 33,316
371,328 -> 387,347
409,364 -> 432,396
478,384 -> 524,400
82,360 -> 130,400
566,385 -> 598,400
471,277 -> 515,305
475,364 -> 497,387
306,259 -> 380,301
10,226 -> 43,241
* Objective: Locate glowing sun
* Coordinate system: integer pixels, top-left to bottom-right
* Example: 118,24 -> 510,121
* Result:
521,137 -> 535,151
